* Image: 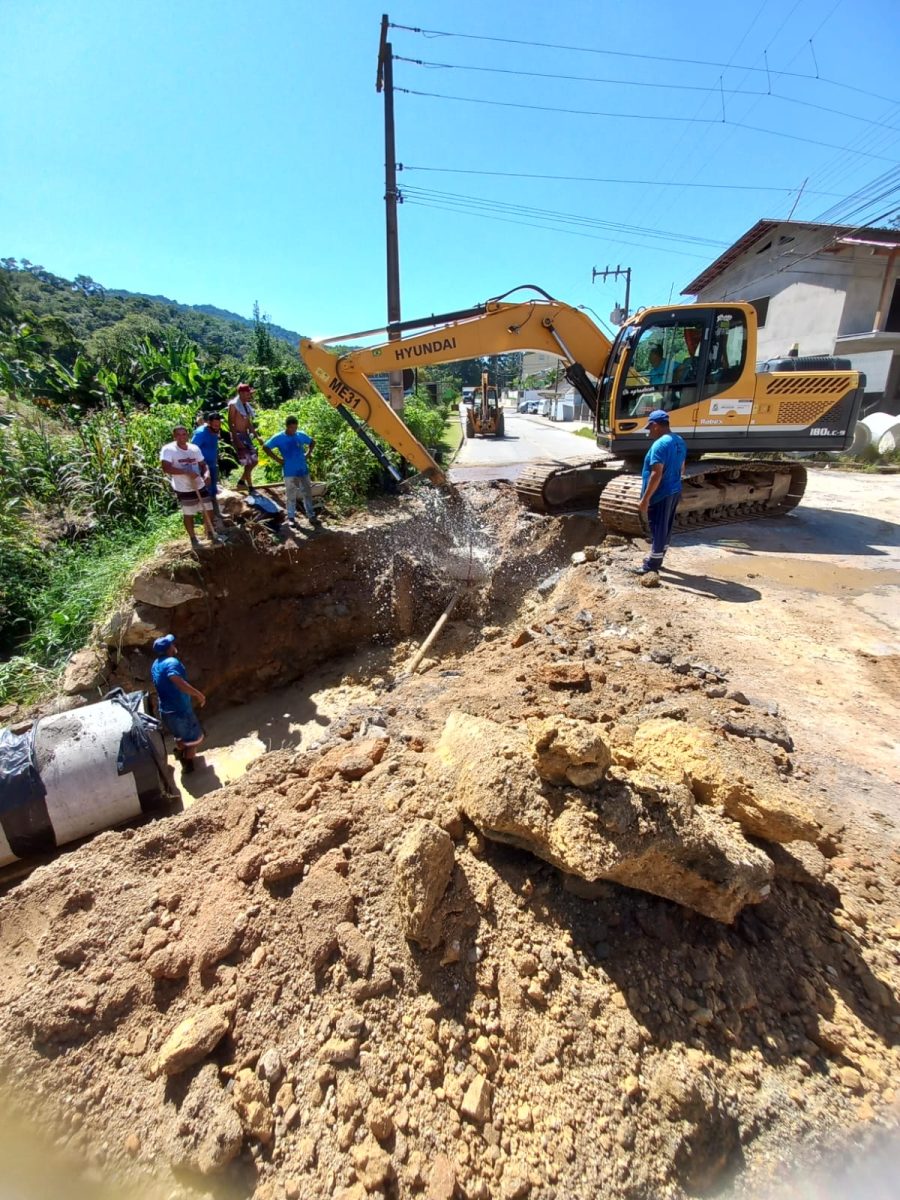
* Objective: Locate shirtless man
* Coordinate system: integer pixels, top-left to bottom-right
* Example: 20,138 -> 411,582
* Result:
227,383 -> 259,492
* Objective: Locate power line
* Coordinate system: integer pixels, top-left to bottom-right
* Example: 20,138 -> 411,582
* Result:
397,87 -> 900,161
390,20 -> 900,108
401,185 -> 729,247
395,55 -> 900,133
399,164 -> 845,197
632,0 -> 777,232
402,197 -> 716,260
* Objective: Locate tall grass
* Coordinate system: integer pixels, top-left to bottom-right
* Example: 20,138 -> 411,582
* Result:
0,512 -> 181,706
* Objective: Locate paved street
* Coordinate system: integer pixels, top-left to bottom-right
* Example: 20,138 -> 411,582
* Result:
449,406 -> 598,482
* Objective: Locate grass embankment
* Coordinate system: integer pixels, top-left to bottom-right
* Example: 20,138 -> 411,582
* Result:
0,514 -> 182,707
575,425 -> 595,440
439,410 -> 464,462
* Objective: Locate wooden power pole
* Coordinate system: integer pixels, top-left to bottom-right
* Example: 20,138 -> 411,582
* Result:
592,264 -> 632,325
377,14 -> 404,411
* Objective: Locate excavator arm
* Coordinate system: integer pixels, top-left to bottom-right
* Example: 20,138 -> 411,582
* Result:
299,288 -> 613,487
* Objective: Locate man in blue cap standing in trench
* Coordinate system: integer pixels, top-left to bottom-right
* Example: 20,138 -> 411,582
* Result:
150,634 -> 206,773
631,409 -> 687,577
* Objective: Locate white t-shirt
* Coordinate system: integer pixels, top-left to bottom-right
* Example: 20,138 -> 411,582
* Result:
160,442 -> 207,493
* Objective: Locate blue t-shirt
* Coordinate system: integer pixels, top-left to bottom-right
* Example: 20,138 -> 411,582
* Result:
151,656 -> 192,715
647,359 -> 670,386
265,431 -> 313,477
642,432 -> 687,503
191,425 -> 220,466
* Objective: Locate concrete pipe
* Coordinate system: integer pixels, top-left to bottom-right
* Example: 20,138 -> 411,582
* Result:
0,691 -> 175,868
876,421 -> 900,455
859,412 -> 898,453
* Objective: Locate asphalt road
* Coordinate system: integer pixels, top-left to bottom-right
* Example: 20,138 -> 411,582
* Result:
450,407 -> 598,482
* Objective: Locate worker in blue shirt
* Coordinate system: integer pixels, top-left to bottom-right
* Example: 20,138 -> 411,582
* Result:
263,416 -> 318,525
646,345 -> 671,387
631,410 -> 687,576
191,412 -> 224,523
150,634 -> 206,773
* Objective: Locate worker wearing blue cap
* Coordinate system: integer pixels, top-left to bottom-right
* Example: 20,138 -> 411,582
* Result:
150,634 -> 206,773
631,410 -> 687,577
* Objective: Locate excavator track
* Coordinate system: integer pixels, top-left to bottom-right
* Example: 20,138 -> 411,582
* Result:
516,459 -> 620,514
598,459 -> 808,536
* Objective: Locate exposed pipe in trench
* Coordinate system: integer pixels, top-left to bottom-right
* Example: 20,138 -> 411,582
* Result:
399,585 -> 463,679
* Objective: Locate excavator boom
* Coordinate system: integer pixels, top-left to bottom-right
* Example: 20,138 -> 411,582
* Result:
299,289 -> 613,485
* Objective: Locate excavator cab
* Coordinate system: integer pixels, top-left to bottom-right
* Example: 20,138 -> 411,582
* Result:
598,305 -> 755,458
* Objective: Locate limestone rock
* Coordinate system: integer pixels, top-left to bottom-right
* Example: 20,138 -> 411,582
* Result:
535,661 -> 589,688
394,819 -> 455,948
152,1004 -> 232,1077
61,648 -> 108,696
169,1063 -> 243,1175
461,1073 -> 492,1125
435,711 -> 772,923
427,1153 -> 458,1199
629,718 -> 817,844
310,736 -> 389,783
336,922 -> 374,977
294,852 -> 355,971
318,1037 -> 360,1065
102,603 -> 169,648
132,573 -> 205,609
645,1052 -> 738,1192
530,717 -> 611,787
351,1138 -> 393,1190
232,1068 -> 274,1144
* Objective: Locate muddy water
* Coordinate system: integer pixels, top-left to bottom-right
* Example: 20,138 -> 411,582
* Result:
706,552 -> 900,596
172,646 -> 393,804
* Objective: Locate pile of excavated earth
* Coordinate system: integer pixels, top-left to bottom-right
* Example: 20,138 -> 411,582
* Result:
0,482 -> 897,1200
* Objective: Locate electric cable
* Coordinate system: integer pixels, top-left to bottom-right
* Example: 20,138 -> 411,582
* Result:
389,18 -> 900,108
394,56 -> 900,133
400,185 -> 729,247
396,88 -> 899,162
402,198 -> 716,260
399,164 -> 845,197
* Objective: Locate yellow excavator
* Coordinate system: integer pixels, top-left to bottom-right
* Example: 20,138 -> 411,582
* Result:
300,285 -> 865,534
466,368 -> 505,439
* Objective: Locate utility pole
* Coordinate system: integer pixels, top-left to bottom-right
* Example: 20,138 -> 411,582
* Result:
592,264 -> 632,325
377,14 -> 404,411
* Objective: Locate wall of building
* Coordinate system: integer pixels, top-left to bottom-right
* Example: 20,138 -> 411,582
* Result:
695,222 -> 897,361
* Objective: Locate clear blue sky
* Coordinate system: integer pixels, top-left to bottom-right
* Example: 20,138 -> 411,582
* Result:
3,0 -> 898,338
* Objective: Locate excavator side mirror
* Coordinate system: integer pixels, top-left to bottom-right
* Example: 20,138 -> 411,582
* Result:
402,369 -> 415,392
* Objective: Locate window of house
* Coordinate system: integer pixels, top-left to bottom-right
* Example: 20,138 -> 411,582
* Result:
885,279 -> 900,333
750,296 -> 770,327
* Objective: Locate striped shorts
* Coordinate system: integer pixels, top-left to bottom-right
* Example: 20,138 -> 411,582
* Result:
175,487 -> 213,516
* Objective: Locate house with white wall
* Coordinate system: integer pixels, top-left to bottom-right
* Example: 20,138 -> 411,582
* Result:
682,220 -> 900,413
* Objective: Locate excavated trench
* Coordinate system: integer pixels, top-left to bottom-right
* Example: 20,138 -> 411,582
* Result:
99,486 -> 599,781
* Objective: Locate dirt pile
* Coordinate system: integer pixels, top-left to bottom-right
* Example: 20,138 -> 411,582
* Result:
0,483 -> 898,1200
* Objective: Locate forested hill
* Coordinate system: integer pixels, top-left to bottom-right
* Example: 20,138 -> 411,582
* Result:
1,258 -> 302,359
119,294 -> 303,349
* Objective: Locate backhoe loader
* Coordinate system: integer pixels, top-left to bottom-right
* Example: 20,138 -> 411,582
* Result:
300,285 -> 864,534
466,369 -> 505,439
